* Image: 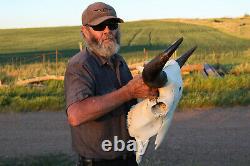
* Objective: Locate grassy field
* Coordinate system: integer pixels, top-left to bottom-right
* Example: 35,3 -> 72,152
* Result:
1,16 -> 250,65
165,15 -> 250,39
180,74 -> 250,108
0,81 -> 65,112
0,16 -> 249,112
0,72 -> 249,112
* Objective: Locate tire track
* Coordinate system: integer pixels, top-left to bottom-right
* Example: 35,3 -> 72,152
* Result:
127,29 -> 142,46
148,31 -> 152,46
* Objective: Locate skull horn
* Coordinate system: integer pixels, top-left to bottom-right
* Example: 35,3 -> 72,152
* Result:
176,46 -> 197,68
142,37 -> 183,88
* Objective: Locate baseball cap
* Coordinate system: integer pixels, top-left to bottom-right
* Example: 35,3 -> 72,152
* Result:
82,2 -> 124,26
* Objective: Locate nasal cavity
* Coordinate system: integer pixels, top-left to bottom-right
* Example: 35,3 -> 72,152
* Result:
151,102 -> 167,116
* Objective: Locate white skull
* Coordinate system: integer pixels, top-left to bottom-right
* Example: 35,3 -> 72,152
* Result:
127,60 -> 183,163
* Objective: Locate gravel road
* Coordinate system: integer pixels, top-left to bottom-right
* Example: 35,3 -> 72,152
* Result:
0,106 -> 250,166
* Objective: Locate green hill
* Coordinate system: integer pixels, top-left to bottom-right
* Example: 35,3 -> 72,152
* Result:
0,19 -> 250,65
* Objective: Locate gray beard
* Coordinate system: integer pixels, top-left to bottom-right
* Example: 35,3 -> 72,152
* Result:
84,31 -> 120,58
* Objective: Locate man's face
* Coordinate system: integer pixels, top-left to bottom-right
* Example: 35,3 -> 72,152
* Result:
81,20 -> 120,58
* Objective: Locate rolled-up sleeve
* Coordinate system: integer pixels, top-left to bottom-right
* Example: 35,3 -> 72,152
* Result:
64,62 -> 95,109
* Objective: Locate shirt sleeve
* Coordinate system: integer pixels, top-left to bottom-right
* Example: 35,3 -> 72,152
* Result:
64,62 -> 95,109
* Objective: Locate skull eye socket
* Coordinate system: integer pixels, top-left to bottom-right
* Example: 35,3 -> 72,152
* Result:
151,102 -> 167,116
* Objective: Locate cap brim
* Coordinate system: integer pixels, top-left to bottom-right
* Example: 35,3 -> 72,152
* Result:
88,16 -> 124,26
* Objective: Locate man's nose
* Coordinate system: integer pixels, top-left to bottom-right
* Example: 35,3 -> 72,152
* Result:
103,26 -> 111,33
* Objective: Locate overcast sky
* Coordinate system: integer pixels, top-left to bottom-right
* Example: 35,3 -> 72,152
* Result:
1,0 -> 250,29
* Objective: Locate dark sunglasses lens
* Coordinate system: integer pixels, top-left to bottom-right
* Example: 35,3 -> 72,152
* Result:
91,23 -> 118,31
108,23 -> 118,30
91,24 -> 106,31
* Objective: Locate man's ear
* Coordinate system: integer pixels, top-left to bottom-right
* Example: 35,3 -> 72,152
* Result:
81,26 -> 88,38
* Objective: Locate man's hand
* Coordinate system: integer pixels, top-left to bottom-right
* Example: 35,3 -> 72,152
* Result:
125,75 -> 159,99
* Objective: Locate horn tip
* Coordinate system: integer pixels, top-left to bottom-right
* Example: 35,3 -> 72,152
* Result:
177,37 -> 184,43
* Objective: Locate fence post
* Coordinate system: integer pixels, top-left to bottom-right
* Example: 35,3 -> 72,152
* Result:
42,54 -> 45,65
48,56 -> 50,70
15,57 -> 18,68
56,49 -> 58,75
143,48 -> 148,62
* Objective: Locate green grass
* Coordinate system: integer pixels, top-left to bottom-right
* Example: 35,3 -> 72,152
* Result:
0,154 -> 74,166
0,26 -> 81,54
0,81 -> 65,112
180,74 -> 250,108
0,73 -> 249,112
0,62 -> 67,81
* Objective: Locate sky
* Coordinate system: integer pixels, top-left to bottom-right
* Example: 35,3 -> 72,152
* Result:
1,0 -> 250,29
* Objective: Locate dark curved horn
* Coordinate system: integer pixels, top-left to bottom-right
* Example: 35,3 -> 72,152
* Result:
176,46 -> 197,68
142,37 -> 183,88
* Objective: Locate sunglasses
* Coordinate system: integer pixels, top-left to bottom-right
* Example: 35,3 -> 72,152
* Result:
89,22 -> 118,31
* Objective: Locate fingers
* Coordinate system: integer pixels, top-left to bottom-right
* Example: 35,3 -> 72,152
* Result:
146,88 -> 159,99
126,75 -> 159,99
136,77 -> 159,99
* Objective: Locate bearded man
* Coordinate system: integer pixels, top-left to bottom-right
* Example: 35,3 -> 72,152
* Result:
64,2 -> 158,166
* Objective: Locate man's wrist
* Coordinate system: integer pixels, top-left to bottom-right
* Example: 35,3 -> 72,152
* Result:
121,84 -> 133,101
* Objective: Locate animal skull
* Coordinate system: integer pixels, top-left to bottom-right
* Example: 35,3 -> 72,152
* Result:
127,37 -> 197,163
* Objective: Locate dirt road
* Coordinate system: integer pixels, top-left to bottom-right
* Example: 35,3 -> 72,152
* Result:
0,106 -> 250,166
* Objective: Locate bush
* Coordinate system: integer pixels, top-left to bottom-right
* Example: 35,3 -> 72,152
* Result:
213,19 -> 223,23
244,13 -> 250,17
0,71 -> 15,85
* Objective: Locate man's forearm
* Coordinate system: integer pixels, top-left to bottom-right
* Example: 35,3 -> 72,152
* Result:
67,85 -> 132,126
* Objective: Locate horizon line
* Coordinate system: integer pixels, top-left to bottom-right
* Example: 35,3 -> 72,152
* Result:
1,15 -> 248,30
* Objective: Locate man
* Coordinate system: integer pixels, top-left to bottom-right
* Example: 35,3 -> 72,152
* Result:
64,2 -> 158,166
